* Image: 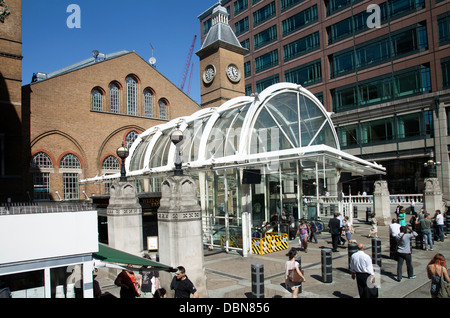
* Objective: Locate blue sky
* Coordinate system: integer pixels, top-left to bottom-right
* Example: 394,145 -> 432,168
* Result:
22,0 -> 217,104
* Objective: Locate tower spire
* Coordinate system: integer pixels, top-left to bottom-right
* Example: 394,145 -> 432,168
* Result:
212,1 -> 229,25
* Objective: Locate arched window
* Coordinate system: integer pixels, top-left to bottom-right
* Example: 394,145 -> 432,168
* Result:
110,83 -> 120,113
159,99 -> 168,119
144,89 -> 153,118
102,155 -> 120,170
60,153 -> 81,169
31,152 -> 53,169
60,153 -> 81,200
92,89 -> 103,111
31,152 -> 53,201
126,76 -> 138,116
126,131 -> 139,150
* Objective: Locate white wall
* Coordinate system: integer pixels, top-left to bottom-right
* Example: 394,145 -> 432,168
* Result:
0,211 -> 98,264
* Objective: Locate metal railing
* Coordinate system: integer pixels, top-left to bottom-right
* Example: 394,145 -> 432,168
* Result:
0,203 -> 95,215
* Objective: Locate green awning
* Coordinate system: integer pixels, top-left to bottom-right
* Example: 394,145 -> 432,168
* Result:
93,243 -> 176,272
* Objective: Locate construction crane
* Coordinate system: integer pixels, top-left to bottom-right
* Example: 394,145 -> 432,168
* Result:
187,62 -> 194,96
180,35 -> 197,92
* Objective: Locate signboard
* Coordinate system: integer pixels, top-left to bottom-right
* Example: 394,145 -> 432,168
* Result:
147,236 -> 158,250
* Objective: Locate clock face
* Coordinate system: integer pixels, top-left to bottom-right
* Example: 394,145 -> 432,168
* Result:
203,65 -> 216,84
226,64 -> 241,83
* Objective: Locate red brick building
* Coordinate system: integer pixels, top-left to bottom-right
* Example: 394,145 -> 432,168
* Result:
0,0 -> 25,202
22,51 -> 200,201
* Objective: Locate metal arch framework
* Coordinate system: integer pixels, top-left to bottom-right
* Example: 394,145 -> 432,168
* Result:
81,83 -> 385,183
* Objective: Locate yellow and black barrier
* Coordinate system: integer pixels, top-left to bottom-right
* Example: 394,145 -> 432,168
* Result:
251,232 -> 289,255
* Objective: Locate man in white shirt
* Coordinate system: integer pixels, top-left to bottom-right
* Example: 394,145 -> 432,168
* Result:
350,243 -> 376,298
435,210 -> 445,242
389,218 -> 401,258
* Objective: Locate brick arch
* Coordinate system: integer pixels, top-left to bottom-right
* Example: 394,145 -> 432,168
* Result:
109,80 -> 123,90
57,151 -> 84,169
30,149 -> 57,168
30,130 -> 88,169
96,125 -> 145,174
125,73 -> 141,84
99,152 -> 120,170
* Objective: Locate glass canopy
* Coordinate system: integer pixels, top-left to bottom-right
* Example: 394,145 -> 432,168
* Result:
83,83 -> 385,182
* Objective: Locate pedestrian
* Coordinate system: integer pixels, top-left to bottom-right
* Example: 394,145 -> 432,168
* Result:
337,212 -> 346,244
170,266 -> 199,298
114,266 -> 140,298
398,208 -> 407,226
389,219 -> 401,258
153,288 -> 167,298
328,213 -> 341,252
284,248 -> 305,298
296,218 -> 311,253
410,200 -> 416,216
343,216 -> 352,242
139,254 -> 160,298
308,217 -> 318,243
396,225 -> 418,282
350,243 -> 376,298
395,203 -> 403,217
417,212 -> 433,251
368,212 -> 378,238
433,210 -> 445,242
427,253 -> 450,298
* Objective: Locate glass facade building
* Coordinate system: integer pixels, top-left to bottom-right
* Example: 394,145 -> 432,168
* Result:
198,0 -> 450,197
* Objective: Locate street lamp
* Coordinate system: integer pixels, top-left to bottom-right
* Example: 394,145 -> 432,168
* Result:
116,142 -> 129,182
171,128 -> 184,176
424,150 -> 441,178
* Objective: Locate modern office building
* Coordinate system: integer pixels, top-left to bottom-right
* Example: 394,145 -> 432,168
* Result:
198,0 -> 450,199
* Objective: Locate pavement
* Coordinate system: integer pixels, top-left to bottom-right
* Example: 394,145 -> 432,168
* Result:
96,212 -> 449,299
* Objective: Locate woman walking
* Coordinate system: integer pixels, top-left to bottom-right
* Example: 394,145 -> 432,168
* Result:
427,253 -> 450,298
297,218 -> 311,253
285,248 -> 305,298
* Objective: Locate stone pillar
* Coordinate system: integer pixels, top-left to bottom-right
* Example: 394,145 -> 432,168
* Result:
373,180 -> 391,226
424,178 -> 444,214
157,175 -> 208,297
107,181 -> 143,255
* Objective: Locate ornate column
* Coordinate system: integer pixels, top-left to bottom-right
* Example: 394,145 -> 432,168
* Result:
373,180 -> 391,225
106,181 -> 143,255
157,175 -> 208,297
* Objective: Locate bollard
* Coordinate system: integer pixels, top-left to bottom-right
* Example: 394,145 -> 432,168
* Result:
372,237 -> 382,267
389,235 -> 396,259
366,207 -> 371,222
415,230 -> 423,250
321,248 -> 332,283
251,262 -> 264,298
348,242 -> 358,269
295,254 -> 302,294
446,213 -> 450,235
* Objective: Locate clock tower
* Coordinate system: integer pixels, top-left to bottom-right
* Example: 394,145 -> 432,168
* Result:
196,3 -> 247,108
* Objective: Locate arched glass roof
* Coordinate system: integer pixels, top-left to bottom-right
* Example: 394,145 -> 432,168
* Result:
83,83 -> 385,183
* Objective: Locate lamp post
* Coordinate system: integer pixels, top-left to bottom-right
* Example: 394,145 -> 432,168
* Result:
116,142 -> 129,182
171,128 -> 184,176
424,150 -> 441,178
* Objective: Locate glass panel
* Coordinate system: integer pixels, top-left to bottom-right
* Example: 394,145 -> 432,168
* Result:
250,107 -> 291,154
265,92 -> 299,147
309,124 -> 338,148
149,134 -> 171,168
299,95 -> 327,147
2,269 -> 45,298
129,135 -> 154,171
